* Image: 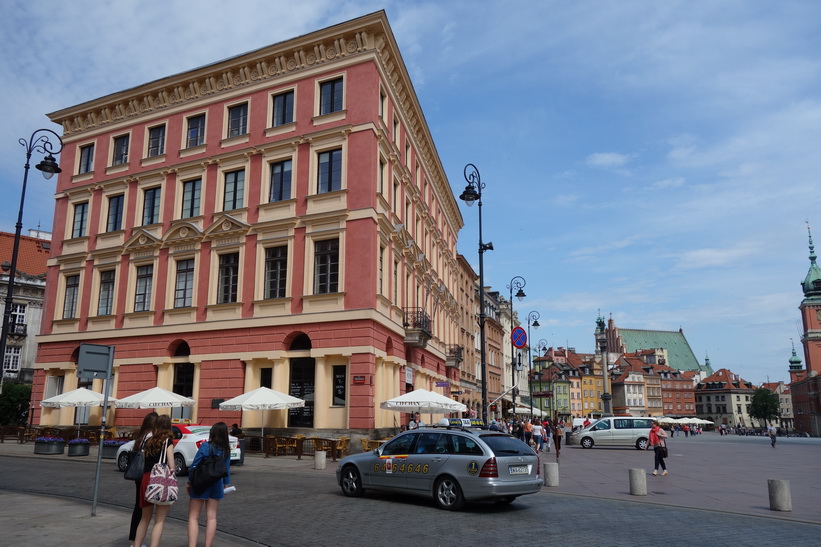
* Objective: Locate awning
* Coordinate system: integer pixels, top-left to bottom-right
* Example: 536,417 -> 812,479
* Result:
507,406 -> 545,417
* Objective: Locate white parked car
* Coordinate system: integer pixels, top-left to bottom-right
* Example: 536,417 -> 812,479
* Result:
116,423 -> 241,475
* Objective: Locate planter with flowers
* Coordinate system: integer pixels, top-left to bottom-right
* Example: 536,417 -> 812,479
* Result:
67,438 -> 90,457
34,436 -> 66,455
101,438 -> 129,459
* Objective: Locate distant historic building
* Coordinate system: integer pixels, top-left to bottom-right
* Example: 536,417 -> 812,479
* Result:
761,379 -> 793,431
33,12 -> 469,432
789,225 -> 821,436
695,368 -> 755,427
1,230 -> 50,383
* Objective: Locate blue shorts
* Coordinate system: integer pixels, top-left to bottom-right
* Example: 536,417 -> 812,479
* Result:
189,480 -> 226,500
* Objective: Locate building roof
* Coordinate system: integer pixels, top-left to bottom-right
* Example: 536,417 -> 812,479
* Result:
616,328 -> 708,374
697,368 -> 754,392
0,232 -> 50,278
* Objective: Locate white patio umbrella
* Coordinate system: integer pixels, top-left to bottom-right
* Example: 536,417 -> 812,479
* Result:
41,387 -> 116,408
380,388 -> 467,413
656,417 -> 676,424
219,387 -> 305,437
114,387 -> 195,409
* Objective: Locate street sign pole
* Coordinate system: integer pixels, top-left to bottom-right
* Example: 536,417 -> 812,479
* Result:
78,343 -> 114,517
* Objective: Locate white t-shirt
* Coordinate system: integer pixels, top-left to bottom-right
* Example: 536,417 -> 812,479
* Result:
532,424 -> 544,437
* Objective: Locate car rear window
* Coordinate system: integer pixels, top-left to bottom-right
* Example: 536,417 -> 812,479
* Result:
479,434 -> 531,455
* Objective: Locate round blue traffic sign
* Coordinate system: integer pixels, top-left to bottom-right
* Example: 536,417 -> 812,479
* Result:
511,326 -> 527,348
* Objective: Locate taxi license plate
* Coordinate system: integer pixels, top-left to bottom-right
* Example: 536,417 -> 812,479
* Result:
509,465 -> 529,475
231,449 -> 240,459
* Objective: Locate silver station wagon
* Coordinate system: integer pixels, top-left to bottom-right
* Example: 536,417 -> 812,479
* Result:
336,423 -> 543,510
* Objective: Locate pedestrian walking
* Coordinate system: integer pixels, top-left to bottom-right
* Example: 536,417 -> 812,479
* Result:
768,424 -> 777,448
133,415 -> 176,547
128,411 -> 158,545
531,421 -> 544,452
187,422 -> 232,547
524,419 -> 533,448
646,419 -> 668,476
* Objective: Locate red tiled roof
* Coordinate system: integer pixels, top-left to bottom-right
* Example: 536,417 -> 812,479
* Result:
0,232 -> 50,277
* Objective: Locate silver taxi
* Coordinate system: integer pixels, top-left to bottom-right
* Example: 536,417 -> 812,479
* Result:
336,422 -> 542,510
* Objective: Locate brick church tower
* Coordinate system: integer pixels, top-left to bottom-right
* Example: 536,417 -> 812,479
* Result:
790,223 -> 821,435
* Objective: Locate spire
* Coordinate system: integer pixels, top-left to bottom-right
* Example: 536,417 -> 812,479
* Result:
789,338 -> 803,371
802,222 -> 821,301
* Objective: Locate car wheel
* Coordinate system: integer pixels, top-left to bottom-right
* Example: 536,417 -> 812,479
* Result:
636,438 -> 648,450
495,496 -> 518,505
434,476 -> 465,511
117,451 -> 130,472
339,465 -> 364,497
174,453 -> 188,476
581,437 -> 594,449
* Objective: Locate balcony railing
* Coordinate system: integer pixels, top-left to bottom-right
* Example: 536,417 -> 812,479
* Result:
403,307 -> 432,348
8,323 -> 27,337
445,344 -> 464,368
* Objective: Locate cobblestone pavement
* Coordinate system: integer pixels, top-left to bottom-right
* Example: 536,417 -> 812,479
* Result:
0,433 -> 818,546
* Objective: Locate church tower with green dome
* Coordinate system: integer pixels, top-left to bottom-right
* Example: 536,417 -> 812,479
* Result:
792,223 -> 821,436
799,223 -> 821,376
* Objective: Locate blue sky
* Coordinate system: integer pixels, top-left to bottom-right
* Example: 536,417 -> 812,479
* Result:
1,1 -> 820,385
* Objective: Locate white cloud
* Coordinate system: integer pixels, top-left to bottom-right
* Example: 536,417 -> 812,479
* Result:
585,152 -> 631,169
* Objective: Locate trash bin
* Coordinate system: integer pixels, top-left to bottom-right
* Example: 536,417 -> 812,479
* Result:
236,438 -> 246,466
565,431 -> 572,444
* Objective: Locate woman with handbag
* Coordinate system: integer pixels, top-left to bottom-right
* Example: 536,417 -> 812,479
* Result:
133,415 -> 176,547
128,411 -> 157,546
187,422 -> 232,547
646,419 -> 669,476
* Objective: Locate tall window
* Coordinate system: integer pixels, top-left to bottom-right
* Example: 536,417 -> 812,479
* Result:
3,346 -> 21,376
134,264 -> 153,312
217,253 -> 239,304
264,246 -> 287,299
186,114 -> 206,148
269,160 -> 292,202
378,246 -> 385,295
393,260 -> 399,303
112,135 -> 129,165
97,270 -> 115,316
142,187 -> 161,225
227,103 -> 248,137
174,259 -> 195,308
78,144 -> 94,174
223,170 -> 244,210
181,179 -> 202,218
71,202 -> 88,238
272,90 -> 294,126
319,77 -> 343,115
63,275 -> 80,319
314,239 -> 339,294
9,304 -> 26,332
317,149 -> 342,193
147,125 -> 166,157
171,362 -> 194,421
106,194 -> 124,232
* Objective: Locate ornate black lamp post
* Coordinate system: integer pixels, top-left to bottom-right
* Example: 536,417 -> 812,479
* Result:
0,129 -> 62,394
458,164 -> 493,424
526,311 -> 540,418
507,276 -> 526,411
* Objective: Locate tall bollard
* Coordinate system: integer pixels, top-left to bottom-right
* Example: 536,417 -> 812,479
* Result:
314,450 -> 327,470
543,462 -> 559,487
768,479 -> 792,512
629,468 -> 647,496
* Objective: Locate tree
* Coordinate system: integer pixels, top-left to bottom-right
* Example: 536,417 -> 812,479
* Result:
0,382 -> 32,425
749,388 -> 780,428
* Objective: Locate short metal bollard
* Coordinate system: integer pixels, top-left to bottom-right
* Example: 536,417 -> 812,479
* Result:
314,450 -> 327,470
768,479 -> 792,512
629,468 -> 647,496
543,462 -> 559,487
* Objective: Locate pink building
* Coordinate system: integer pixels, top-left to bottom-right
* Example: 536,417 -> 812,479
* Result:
34,12 -> 466,434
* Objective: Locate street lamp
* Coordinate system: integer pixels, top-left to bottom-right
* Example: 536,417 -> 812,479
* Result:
0,129 -> 62,394
507,276 -> 526,412
459,163 -> 493,424
526,311 -> 540,418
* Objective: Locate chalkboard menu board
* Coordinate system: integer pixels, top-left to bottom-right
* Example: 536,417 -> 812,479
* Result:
333,365 -> 346,406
